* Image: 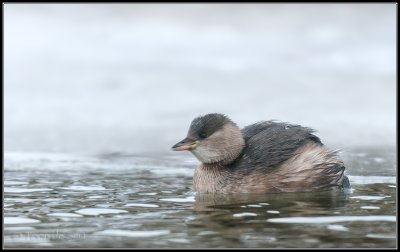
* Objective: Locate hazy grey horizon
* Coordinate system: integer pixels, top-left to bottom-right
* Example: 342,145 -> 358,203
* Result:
5,4 -> 396,155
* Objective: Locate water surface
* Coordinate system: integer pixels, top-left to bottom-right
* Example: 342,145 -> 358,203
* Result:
4,148 -> 396,248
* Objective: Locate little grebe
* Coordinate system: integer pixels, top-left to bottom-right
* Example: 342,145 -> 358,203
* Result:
172,113 -> 350,193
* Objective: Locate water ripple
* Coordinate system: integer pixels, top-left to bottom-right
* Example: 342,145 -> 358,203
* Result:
267,216 -> 396,223
75,208 -> 128,216
94,229 -> 170,238
5,217 -> 40,224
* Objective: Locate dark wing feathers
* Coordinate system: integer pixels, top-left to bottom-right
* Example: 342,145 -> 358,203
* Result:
224,120 -> 348,192
237,121 -> 322,169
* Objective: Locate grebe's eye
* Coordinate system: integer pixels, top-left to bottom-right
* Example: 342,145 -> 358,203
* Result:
199,133 -> 207,139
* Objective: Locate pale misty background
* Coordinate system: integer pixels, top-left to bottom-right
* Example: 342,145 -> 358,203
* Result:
4,4 -> 396,155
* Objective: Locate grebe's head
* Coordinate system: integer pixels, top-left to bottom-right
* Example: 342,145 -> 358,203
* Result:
172,113 -> 245,165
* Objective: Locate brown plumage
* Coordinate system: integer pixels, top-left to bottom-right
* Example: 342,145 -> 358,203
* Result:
172,113 -> 350,194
